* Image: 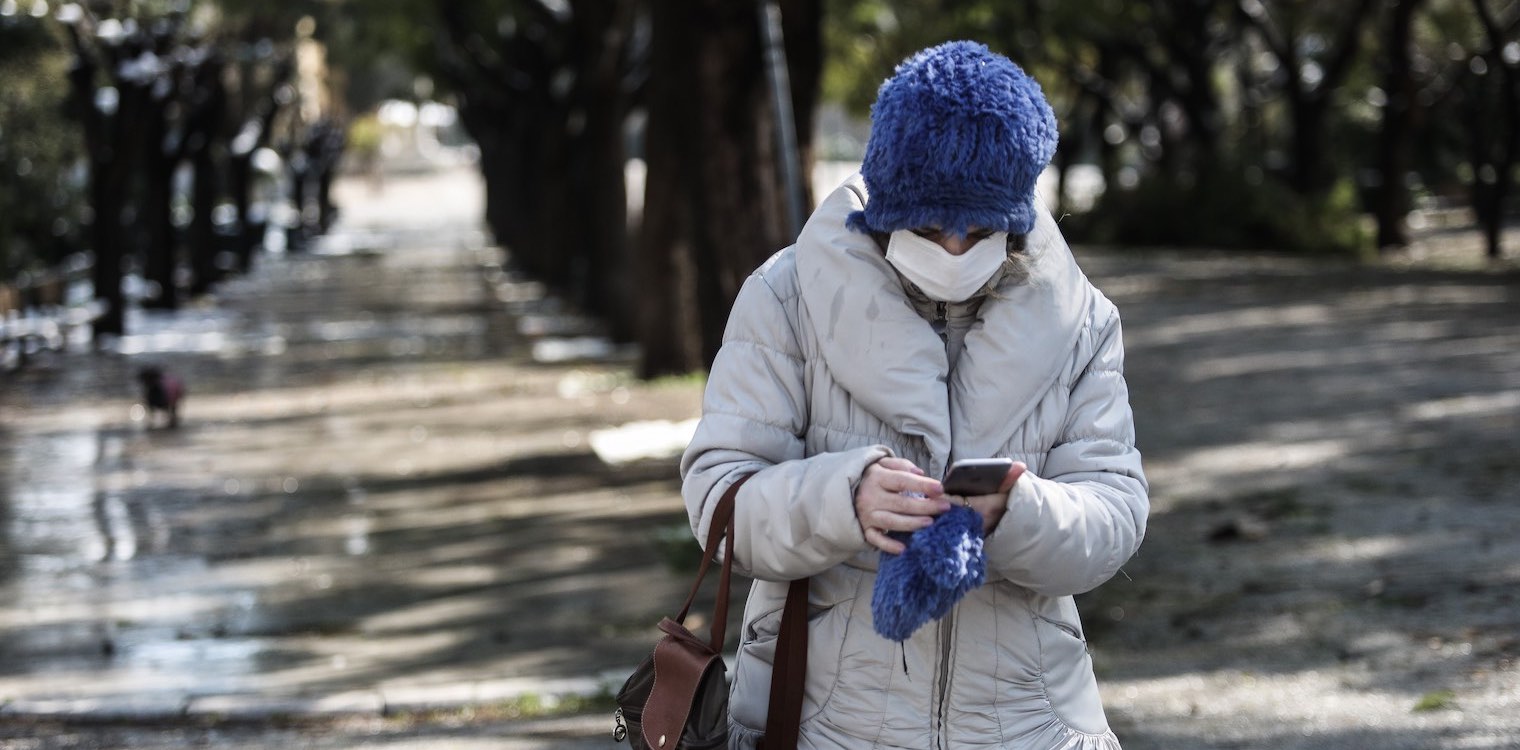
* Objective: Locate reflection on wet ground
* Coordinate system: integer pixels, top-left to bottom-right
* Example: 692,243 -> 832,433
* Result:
0,169 -> 702,716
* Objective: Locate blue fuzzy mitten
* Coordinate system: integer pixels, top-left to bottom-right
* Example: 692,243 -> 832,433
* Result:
870,505 -> 987,642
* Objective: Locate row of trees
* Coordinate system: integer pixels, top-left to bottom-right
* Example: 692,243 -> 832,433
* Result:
3,0 -> 1517,377
0,10 -> 83,298
0,1 -> 341,340
355,0 -> 822,377
353,0 -> 1516,377
827,0 -> 1518,257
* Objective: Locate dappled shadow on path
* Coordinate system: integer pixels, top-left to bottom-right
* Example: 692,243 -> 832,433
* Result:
1112,720 -> 1519,750
0,232 -> 704,714
3,224 -> 1516,746
1072,250 -> 1520,743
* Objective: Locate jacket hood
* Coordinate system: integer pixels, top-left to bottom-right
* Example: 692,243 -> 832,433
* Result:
793,174 -> 1093,476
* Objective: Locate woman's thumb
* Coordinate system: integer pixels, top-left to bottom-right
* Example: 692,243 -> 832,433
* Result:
999,462 -> 1028,493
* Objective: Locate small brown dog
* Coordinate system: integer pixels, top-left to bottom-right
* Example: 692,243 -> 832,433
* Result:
137,366 -> 186,428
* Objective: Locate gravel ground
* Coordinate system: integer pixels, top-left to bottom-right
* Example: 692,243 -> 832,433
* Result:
1079,242 -> 1520,749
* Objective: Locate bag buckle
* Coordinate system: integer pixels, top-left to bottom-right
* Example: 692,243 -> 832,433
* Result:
613,706 -> 628,742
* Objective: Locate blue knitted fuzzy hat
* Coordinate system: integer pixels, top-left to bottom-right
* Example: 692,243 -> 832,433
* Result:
871,505 -> 987,642
847,41 -> 1058,238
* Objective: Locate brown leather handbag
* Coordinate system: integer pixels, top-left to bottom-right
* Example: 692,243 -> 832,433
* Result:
613,474 -> 809,749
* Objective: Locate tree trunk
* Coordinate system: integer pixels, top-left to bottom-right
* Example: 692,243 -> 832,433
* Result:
436,5 -> 547,278
1243,0 -> 1377,195
453,100 -> 513,252
434,3 -> 676,348
1287,87 -> 1324,194
478,140 -> 516,255
690,1 -> 785,366
779,0 -> 822,211
566,0 -> 635,341
1374,0 -> 1423,253
529,123 -> 573,289
188,145 -> 219,297
1492,67 -> 1517,260
499,101 -> 559,285
63,26 -> 120,339
1470,0 -> 1518,260
88,166 -> 127,338
635,0 -> 705,377
636,0 -> 821,375
1165,0 -> 1225,165
185,56 -> 226,298
1466,75 -> 1499,257
1473,58 -> 1515,260
455,79 -> 571,293
141,107 -> 179,310
67,40 -> 148,339
227,151 -> 265,274
1095,47 -> 1122,194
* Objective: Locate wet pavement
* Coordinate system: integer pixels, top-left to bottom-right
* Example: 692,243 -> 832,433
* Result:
0,167 -> 699,742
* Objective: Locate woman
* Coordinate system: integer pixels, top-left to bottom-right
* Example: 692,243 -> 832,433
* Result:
681,41 -> 1148,749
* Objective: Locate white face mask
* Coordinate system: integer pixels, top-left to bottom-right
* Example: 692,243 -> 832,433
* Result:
885,230 -> 1009,302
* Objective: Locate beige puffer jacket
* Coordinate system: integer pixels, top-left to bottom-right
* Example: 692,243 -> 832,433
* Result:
680,175 -> 1148,750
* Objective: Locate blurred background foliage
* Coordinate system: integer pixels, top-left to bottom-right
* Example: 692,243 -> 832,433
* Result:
0,13 -> 80,281
826,0 -> 1517,259
1,0 -> 1516,376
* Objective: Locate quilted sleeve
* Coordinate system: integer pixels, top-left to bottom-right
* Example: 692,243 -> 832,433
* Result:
983,303 -> 1149,596
680,270 -> 887,582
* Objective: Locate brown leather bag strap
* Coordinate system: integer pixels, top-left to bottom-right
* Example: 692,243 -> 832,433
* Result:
670,472 -> 809,748
763,577 -> 810,750
709,500 -> 737,653
675,474 -> 751,634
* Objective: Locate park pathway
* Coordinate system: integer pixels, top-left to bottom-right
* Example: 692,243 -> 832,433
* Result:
1,166 -> 1518,748
0,166 -> 699,747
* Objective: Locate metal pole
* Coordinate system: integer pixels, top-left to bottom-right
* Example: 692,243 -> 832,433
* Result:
758,0 -> 807,241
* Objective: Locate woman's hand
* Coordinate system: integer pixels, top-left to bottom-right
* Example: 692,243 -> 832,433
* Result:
947,462 -> 1027,537
856,457 -> 950,554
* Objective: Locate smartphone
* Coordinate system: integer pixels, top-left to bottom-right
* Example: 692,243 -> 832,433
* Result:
942,457 -> 1014,496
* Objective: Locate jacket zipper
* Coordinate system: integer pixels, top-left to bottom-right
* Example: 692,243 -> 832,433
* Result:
934,297 -> 952,749
934,606 -> 956,748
